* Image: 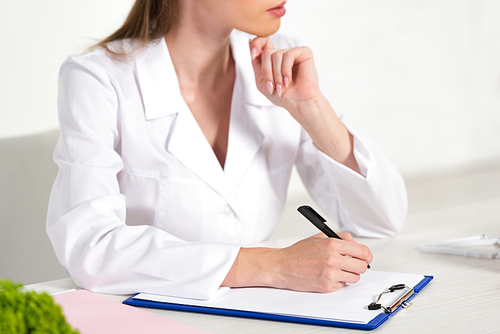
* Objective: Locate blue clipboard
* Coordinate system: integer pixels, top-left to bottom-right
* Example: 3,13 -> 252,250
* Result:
123,275 -> 433,331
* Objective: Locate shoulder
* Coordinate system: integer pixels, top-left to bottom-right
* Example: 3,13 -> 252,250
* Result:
58,40 -> 142,104
59,39 -> 139,81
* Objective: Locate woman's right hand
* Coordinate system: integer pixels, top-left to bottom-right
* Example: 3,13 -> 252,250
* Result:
222,232 -> 373,293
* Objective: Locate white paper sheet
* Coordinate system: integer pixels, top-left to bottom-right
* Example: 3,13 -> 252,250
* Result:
133,270 -> 425,324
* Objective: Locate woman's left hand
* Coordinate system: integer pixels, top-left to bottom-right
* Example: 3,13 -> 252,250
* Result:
249,37 -> 362,175
249,37 -> 322,125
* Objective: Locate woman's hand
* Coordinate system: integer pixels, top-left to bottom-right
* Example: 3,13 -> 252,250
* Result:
273,232 -> 373,292
249,37 -> 362,175
222,232 -> 373,293
249,37 -> 322,125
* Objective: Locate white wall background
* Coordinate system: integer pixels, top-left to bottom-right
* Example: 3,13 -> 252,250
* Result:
0,0 -> 135,139
1,0 -> 499,176
281,1 -> 500,176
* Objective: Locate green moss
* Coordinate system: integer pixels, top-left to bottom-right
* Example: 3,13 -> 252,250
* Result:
0,279 -> 79,334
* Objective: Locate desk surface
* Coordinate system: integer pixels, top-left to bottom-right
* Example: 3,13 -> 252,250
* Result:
26,196 -> 500,334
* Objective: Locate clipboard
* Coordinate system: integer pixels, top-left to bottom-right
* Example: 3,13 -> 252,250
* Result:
123,271 -> 433,331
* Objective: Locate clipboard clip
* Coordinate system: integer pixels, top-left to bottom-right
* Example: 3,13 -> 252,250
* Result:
419,234 -> 500,259
368,284 -> 414,313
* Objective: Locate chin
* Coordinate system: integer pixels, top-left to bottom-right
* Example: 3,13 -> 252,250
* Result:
239,21 -> 281,37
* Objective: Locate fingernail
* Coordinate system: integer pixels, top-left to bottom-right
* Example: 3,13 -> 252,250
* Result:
284,76 -> 290,88
251,47 -> 258,60
266,81 -> 274,95
276,84 -> 283,97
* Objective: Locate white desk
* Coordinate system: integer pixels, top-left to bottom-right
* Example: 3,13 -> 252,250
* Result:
26,197 -> 500,333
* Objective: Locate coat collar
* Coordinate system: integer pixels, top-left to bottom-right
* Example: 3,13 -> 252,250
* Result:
135,29 -> 273,121
229,29 -> 273,108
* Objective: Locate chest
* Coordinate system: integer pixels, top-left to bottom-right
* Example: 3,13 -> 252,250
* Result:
184,86 -> 233,169
115,97 -> 302,244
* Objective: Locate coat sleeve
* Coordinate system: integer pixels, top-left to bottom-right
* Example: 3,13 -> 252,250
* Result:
295,115 -> 408,238
46,57 -> 240,299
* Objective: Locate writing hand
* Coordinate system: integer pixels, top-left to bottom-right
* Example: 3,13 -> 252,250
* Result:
272,232 -> 373,292
222,232 -> 372,293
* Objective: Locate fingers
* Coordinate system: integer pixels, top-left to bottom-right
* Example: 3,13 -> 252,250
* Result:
260,47 -> 275,95
280,236 -> 372,292
250,37 -> 277,96
304,232 -> 371,270
272,51 -> 284,97
313,258 -> 365,292
260,49 -> 290,97
281,50 -> 294,89
333,238 -> 373,265
307,232 -> 328,240
338,232 -> 355,242
250,37 -> 300,98
337,254 -> 370,277
309,232 -> 371,266
249,37 -> 274,60
318,241 -> 371,289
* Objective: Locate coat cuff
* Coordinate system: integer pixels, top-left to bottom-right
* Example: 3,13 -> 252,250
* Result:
132,243 -> 241,300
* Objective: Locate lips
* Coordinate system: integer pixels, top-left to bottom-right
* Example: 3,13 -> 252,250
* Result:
267,1 -> 286,18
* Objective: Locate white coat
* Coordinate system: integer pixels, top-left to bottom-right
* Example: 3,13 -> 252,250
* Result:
47,29 -> 407,300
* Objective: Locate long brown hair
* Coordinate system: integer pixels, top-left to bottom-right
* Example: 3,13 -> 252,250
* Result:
93,0 -> 178,59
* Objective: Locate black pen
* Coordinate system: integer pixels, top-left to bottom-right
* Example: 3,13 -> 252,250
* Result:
297,205 -> 370,269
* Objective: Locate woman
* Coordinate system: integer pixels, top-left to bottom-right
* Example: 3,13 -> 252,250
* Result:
47,0 -> 407,299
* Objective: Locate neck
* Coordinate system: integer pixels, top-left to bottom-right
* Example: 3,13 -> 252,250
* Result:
165,7 -> 234,90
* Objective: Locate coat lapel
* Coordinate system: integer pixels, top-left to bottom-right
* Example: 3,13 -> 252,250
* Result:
224,78 -> 265,184
224,30 -> 274,183
135,39 -> 180,120
135,32 -> 274,219
166,103 -> 242,217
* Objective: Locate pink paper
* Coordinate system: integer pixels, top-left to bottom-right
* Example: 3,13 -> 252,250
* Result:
52,290 -> 212,334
